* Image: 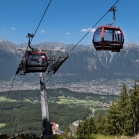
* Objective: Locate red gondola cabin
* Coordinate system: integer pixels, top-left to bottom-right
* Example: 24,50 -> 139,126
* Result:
22,51 -> 48,73
92,26 -> 124,52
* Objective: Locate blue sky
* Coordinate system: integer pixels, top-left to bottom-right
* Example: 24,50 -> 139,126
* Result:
0,0 -> 139,45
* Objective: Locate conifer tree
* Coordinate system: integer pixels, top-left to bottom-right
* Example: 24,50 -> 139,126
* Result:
95,112 -> 103,134
129,81 -> 139,135
105,84 -> 134,136
83,120 -> 90,136
105,102 -> 120,135
88,116 -> 96,135
105,84 -> 132,135
117,84 -> 130,134
136,82 -> 139,134
123,101 -> 133,136
100,116 -> 108,135
95,112 -> 109,135
76,121 -> 84,137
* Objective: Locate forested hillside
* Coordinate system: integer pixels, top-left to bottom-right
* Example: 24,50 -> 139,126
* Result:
76,82 -> 139,137
0,88 -> 118,136
0,102 -> 91,135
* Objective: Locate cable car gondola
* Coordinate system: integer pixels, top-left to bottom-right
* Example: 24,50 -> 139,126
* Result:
92,6 -> 124,52
16,33 -> 49,74
92,25 -> 124,52
22,51 -> 48,73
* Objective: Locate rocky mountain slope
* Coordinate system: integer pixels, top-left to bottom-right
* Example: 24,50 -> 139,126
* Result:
0,38 -> 139,82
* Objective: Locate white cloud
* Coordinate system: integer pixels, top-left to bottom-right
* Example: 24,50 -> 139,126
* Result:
88,28 -> 96,32
40,29 -> 46,33
66,32 -> 69,35
11,27 -> 16,30
81,28 -> 96,33
81,29 -> 88,32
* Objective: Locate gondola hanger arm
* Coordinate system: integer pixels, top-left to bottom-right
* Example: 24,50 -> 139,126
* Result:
107,6 -> 117,26
26,33 -> 34,50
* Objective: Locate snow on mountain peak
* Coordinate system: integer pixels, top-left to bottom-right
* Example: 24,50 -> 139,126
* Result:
124,42 -> 139,49
0,38 -> 8,43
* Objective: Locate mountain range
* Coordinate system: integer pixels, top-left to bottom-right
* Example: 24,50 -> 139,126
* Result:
0,38 -> 139,83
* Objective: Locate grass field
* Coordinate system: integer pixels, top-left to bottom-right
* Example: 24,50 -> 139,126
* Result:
89,107 -> 109,112
93,107 -> 109,112
0,97 -> 32,103
57,96 -> 100,106
24,99 -> 32,103
57,96 -> 110,116
0,123 -> 6,128
0,97 -> 16,102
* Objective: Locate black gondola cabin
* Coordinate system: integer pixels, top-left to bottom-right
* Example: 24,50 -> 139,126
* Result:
92,26 -> 124,52
22,51 -> 48,73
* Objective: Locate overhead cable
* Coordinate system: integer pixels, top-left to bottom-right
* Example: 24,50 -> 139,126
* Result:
31,0 -> 52,43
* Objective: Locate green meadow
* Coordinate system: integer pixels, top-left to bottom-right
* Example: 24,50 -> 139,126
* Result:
57,96 -> 100,106
0,97 -> 16,102
0,123 -> 6,129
